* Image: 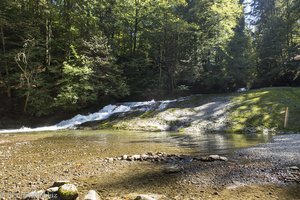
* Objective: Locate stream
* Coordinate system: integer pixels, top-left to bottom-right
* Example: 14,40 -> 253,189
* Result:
1,98 -> 298,199
0,129 -> 275,199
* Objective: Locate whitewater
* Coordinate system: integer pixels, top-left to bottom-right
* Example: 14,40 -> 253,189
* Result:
0,98 -> 187,133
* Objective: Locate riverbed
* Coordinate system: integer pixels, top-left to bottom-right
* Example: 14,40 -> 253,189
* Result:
0,130 -> 299,199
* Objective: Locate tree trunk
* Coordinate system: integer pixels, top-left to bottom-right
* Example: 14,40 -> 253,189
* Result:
45,17 -> 51,66
24,75 -> 31,113
133,0 -> 139,53
285,0 -> 291,61
1,25 -> 11,99
64,0 -> 72,58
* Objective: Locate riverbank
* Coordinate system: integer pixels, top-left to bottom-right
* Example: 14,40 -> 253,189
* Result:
1,87 -> 300,134
79,87 -> 300,134
0,132 -> 299,199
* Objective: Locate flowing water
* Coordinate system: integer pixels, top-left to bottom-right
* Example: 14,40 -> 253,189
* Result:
0,98 -> 185,134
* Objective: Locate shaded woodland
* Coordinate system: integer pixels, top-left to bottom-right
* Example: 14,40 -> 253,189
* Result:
0,0 -> 299,116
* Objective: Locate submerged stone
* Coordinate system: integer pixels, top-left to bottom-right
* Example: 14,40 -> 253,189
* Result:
164,165 -> 183,173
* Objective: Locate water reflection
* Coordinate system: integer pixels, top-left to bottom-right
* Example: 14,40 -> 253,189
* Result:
1,130 -> 273,156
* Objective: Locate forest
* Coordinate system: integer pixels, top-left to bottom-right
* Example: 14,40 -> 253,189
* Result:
0,0 -> 300,116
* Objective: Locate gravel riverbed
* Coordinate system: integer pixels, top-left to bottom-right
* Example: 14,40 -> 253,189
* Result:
0,133 -> 299,199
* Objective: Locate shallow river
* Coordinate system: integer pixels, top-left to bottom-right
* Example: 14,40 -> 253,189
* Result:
0,129 -> 272,156
0,130 -> 273,199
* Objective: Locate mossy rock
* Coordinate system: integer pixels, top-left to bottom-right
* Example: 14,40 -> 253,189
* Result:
58,184 -> 78,200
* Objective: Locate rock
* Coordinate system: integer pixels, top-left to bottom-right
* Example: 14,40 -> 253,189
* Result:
132,155 -> 141,161
135,195 -> 157,200
147,152 -> 154,156
23,190 -> 45,200
207,155 -> 228,161
153,155 -> 160,161
289,166 -> 299,170
164,165 -> 183,173
122,155 -> 128,160
58,184 -> 78,200
208,155 -> 220,160
52,180 -> 70,187
107,158 -> 114,162
84,190 -> 101,200
219,156 -> 228,161
46,187 -> 59,193
127,156 -> 133,161
141,154 -> 149,160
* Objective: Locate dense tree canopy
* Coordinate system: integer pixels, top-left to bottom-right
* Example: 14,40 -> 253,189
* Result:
0,0 -> 299,116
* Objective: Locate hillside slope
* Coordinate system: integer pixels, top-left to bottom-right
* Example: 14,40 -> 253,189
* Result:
230,87 -> 300,133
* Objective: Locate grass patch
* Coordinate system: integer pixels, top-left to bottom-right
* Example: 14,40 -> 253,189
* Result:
230,87 -> 300,132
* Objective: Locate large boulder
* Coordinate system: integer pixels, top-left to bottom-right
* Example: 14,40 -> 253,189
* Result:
58,184 -> 78,200
84,190 -> 101,200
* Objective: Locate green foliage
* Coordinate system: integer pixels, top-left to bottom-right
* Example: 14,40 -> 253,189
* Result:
251,0 -> 300,87
224,17 -> 255,90
56,34 -> 128,111
1,0 -> 299,117
55,48 -> 95,110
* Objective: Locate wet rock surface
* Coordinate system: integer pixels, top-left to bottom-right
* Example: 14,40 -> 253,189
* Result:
78,96 -> 233,133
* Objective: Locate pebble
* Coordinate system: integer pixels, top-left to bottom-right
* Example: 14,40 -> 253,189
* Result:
289,166 -> 299,170
122,154 -> 128,160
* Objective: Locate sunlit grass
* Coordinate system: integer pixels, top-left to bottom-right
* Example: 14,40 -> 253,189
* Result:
230,87 -> 300,132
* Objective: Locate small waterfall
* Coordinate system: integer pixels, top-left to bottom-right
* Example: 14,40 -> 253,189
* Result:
0,98 -> 186,133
